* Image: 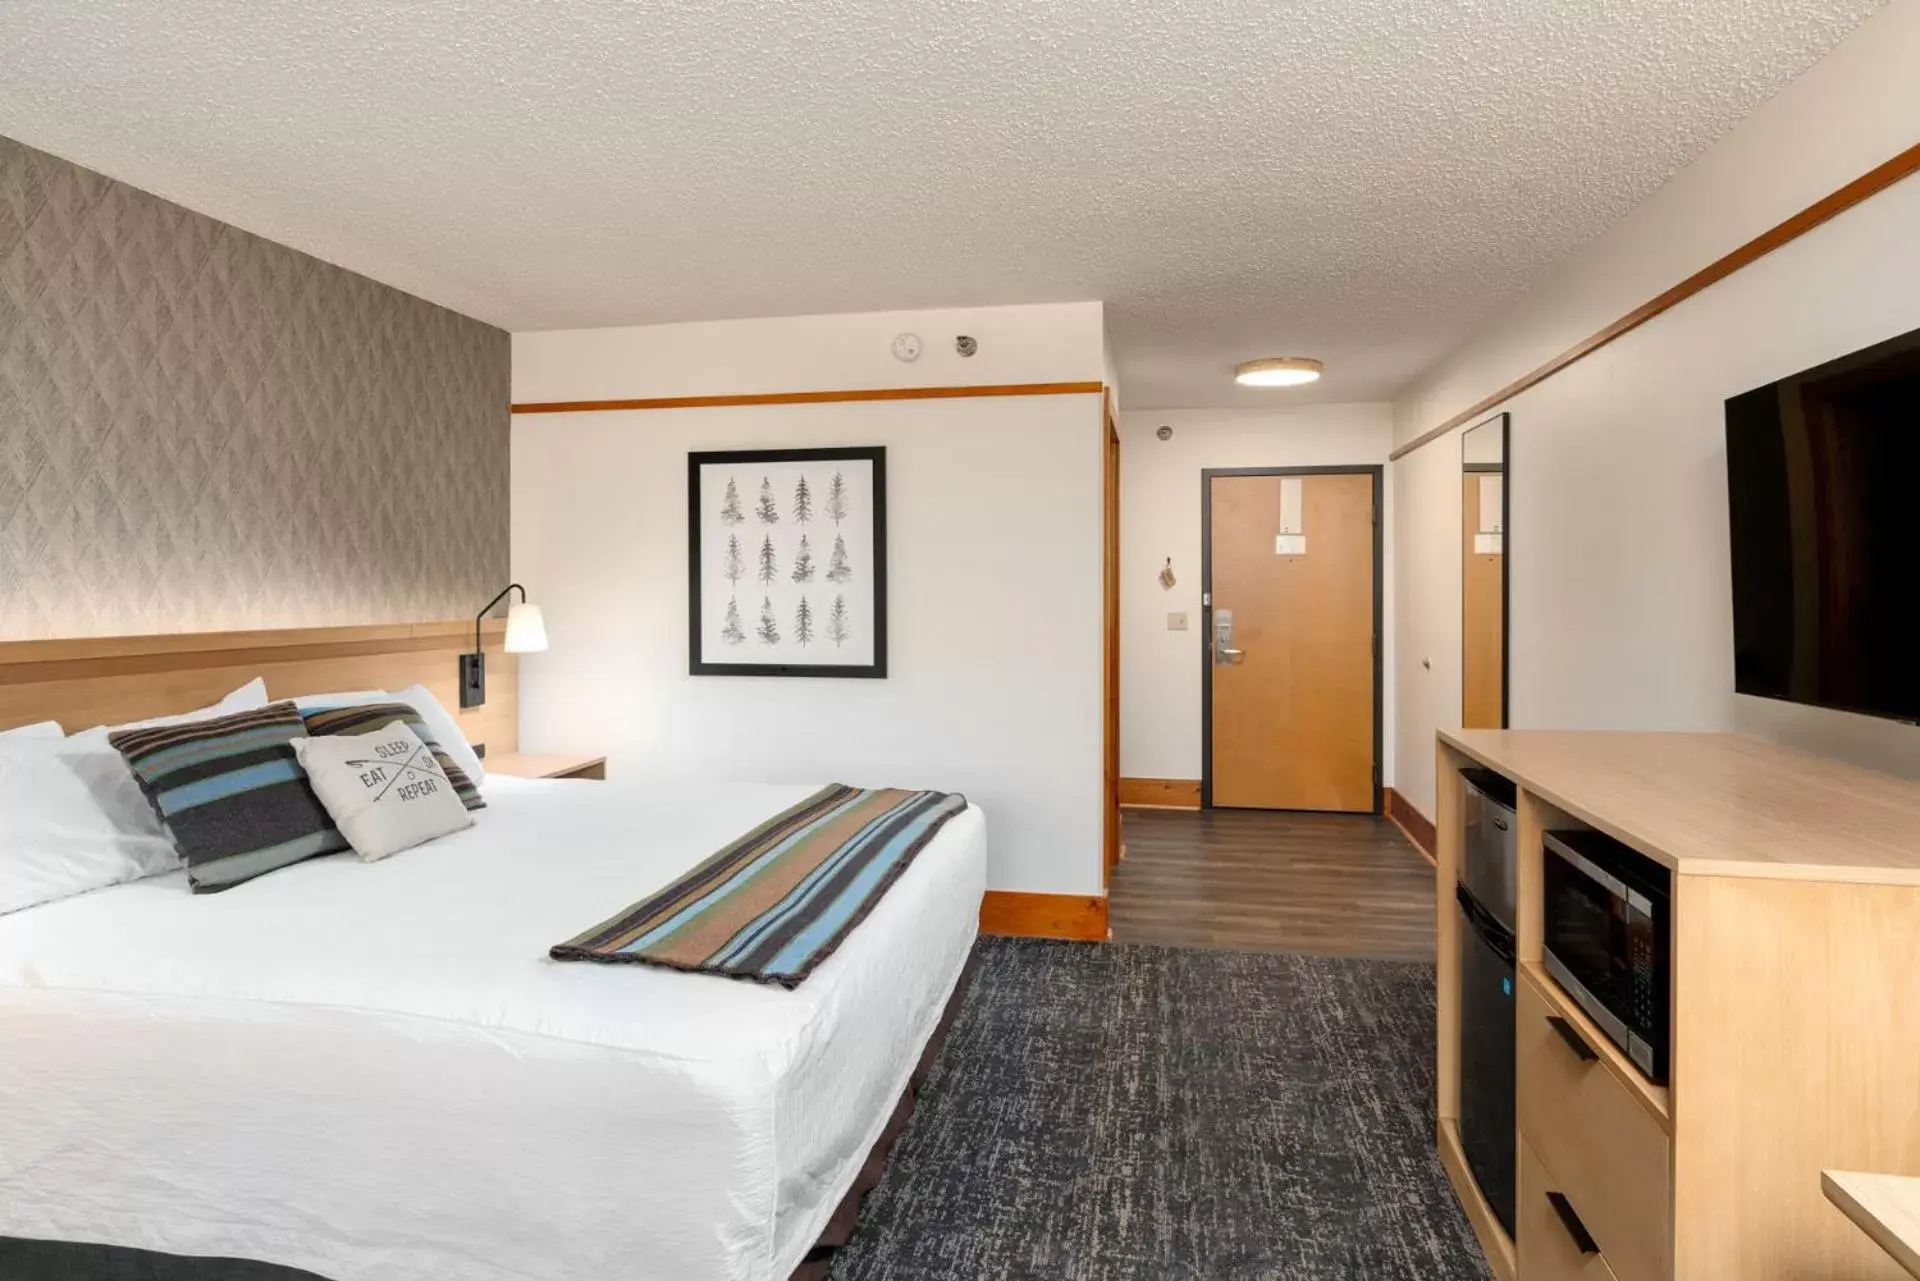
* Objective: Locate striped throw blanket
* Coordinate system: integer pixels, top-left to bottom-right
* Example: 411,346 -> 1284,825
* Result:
550,784 -> 969,988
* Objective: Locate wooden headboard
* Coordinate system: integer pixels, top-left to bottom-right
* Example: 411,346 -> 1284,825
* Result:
0,620 -> 518,755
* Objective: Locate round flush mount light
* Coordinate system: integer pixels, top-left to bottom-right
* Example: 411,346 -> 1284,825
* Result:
1235,357 -> 1324,388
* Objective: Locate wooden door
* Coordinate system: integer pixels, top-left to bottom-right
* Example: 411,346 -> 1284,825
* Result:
1207,470 -> 1376,812
1462,473 -> 1505,729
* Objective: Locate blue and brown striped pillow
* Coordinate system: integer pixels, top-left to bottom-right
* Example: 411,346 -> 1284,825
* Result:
299,702 -> 485,812
110,702 -> 348,893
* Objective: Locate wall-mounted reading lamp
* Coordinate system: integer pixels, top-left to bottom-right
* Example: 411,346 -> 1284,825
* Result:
460,583 -> 547,709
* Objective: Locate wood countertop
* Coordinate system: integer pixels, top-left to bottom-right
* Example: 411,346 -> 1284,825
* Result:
1440,730 -> 1920,884
1823,1171 -> 1920,1278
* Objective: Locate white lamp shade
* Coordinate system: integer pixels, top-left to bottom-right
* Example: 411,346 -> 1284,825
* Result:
503,603 -> 548,653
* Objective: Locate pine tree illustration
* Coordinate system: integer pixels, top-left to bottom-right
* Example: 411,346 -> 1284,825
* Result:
719,478 -> 745,526
756,596 -> 780,645
757,533 -> 778,584
826,594 -> 851,648
794,596 -> 814,646
720,598 -> 746,644
790,534 -> 815,583
756,477 -> 779,524
722,533 -> 744,590
792,475 -> 813,524
825,471 -> 849,525
826,533 -> 853,584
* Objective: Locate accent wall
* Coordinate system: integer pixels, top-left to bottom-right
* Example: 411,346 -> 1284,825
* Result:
0,135 -> 508,639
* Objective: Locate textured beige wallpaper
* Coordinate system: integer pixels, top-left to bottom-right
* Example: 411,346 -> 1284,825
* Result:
0,135 -> 509,640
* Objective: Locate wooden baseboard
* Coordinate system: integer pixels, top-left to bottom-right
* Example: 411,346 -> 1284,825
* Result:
980,891 -> 1110,942
1385,787 -> 1437,866
1118,777 -> 1202,809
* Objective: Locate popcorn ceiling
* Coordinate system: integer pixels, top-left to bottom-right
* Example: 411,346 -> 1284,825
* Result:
0,0 -> 1884,407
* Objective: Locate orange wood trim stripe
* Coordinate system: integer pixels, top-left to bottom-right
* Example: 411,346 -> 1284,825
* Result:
1118,777 -> 1202,809
1389,140 -> 1920,462
979,890 -> 1110,942
512,381 -> 1107,415
1385,786 -> 1437,867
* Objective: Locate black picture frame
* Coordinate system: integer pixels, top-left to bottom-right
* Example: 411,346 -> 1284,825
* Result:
688,446 -> 888,678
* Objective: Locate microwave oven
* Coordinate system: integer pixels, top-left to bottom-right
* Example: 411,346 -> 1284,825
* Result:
1540,828 -> 1671,1084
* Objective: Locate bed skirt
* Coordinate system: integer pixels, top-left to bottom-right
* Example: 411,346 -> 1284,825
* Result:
0,950 -> 980,1281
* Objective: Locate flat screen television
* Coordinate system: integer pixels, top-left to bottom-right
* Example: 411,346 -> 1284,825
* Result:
1725,325 -> 1920,723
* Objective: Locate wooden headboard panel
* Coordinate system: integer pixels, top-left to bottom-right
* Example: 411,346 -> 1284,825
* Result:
0,620 -> 518,756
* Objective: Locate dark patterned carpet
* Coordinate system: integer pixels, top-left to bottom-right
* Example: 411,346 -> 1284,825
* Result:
830,938 -> 1491,1281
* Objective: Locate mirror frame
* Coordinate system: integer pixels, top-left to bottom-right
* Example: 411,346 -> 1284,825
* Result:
1461,411 -> 1511,728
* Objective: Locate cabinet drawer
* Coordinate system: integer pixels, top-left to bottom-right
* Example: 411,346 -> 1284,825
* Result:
1518,1135 -> 1619,1281
1517,970 -> 1671,1281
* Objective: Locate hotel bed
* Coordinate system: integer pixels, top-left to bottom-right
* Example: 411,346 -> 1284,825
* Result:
0,773 -> 987,1281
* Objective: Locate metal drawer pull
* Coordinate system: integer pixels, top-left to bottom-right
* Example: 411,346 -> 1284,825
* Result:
1546,1015 -> 1599,1062
1547,1191 -> 1600,1255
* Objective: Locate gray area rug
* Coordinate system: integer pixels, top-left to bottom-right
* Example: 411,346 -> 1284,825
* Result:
830,937 -> 1491,1281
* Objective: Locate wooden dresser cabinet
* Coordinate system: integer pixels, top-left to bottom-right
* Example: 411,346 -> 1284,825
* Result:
1434,730 -> 1920,1281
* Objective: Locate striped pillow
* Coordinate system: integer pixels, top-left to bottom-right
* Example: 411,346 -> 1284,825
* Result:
300,702 -> 485,812
110,702 -> 348,893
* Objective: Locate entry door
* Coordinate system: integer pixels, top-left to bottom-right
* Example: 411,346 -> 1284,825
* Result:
1206,470 -> 1377,812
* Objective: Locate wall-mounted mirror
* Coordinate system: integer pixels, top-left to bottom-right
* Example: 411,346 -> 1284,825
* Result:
1462,412 -> 1509,728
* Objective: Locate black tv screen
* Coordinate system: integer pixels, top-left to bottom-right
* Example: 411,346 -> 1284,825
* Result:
1725,325 -> 1920,723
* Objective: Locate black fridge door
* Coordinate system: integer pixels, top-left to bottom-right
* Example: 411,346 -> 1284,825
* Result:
1456,882 -> 1517,1238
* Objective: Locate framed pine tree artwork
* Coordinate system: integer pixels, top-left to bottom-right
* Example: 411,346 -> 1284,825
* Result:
688,446 -> 887,678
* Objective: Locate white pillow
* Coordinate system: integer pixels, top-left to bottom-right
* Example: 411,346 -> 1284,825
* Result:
292,689 -> 387,711
0,720 -> 64,739
0,737 -> 180,915
109,678 -> 269,732
292,720 -> 473,861
390,684 -> 487,785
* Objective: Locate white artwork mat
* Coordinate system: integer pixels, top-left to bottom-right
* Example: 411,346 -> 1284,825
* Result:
696,456 -> 878,669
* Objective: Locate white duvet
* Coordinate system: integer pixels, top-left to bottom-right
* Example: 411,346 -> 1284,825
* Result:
0,775 -> 986,1281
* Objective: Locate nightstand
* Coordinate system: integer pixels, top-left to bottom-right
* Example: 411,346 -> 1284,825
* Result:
485,753 -> 607,781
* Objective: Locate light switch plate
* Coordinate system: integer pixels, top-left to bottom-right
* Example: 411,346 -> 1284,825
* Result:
1167,612 -> 1188,631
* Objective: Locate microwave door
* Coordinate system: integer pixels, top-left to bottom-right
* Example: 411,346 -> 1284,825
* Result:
1542,848 -> 1640,1065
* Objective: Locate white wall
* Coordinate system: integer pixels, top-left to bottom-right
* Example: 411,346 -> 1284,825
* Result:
515,301 -> 1105,402
511,302 -> 1110,896
1117,404 -> 1395,782
1391,0 -> 1920,818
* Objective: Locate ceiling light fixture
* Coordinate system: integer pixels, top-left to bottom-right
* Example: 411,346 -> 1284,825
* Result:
1235,357 -> 1324,388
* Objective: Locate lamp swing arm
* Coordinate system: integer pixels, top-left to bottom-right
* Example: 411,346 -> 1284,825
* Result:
473,583 -> 527,656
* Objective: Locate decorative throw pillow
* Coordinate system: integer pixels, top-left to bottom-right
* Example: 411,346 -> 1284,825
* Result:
292,720 -> 474,861
300,702 -> 486,811
109,702 -> 347,893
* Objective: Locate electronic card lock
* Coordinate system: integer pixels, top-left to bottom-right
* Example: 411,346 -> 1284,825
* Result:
1212,608 -> 1245,666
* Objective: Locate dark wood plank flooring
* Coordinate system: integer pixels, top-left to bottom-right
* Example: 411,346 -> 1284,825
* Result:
1111,807 -> 1437,960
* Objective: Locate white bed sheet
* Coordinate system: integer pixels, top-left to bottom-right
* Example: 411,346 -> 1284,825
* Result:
0,775 -> 986,1281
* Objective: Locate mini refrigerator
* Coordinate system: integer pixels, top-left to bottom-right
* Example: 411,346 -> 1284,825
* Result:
1456,769 -> 1518,1237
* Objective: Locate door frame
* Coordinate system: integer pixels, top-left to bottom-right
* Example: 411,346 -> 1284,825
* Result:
1199,464 -> 1384,815
1102,396 -> 1121,885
